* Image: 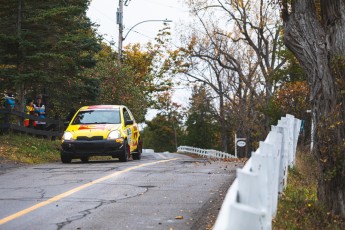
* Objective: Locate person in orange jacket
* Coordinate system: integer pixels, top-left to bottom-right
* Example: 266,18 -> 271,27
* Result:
24,99 -> 35,128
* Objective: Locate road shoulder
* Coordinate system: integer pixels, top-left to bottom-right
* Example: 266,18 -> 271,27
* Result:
0,157 -> 28,175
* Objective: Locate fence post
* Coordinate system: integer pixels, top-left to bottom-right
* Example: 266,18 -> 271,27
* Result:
264,130 -> 283,217
293,118 -> 302,165
3,108 -> 11,134
235,167 -> 271,229
276,118 -> 289,192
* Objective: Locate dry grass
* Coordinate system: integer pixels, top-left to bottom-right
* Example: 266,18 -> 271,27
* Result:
0,133 -> 61,164
273,146 -> 345,229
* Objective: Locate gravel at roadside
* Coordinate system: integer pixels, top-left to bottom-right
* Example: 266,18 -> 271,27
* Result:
191,173 -> 235,230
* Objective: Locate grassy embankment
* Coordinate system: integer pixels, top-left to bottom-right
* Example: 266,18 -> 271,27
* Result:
1,133 -> 345,228
0,133 -> 61,164
273,147 -> 345,229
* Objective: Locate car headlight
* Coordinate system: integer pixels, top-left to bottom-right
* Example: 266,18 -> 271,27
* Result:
62,132 -> 73,141
107,130 -> 121,140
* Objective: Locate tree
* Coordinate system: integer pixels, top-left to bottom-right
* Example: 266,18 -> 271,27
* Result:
261,50 -> 307,124
83,43 -> 150,122
274,81 -> 310,120
142,91 -> 184,152
280,0 -> 345,216
169,0 -> 287,153
142,114 -> 177,152
0,0 -> 100,115
184,84 -> 218,149
83,26 -> 175,123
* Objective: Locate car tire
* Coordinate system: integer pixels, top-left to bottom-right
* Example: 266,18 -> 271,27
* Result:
132,139 -> 142,160
81,157 -> 89,163
119,140 -> 129,162
61,153 -> 72,163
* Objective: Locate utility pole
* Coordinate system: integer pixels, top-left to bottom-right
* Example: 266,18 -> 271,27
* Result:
116,0 -> 171,61
116,0 -> 124,60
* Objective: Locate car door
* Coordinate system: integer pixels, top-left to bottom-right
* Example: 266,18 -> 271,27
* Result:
123,108 -> 139,151
123,107 -> 134,150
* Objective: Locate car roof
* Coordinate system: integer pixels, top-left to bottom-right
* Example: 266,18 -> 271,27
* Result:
78,105 -> 123,111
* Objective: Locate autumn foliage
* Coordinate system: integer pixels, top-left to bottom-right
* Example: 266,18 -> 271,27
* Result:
273,81 -> 310,119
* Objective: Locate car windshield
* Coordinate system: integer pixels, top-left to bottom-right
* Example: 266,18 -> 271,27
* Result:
72,109 -> 121,125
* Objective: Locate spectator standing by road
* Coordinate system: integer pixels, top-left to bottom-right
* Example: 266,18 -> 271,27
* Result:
24,99 -> 35,128
2,92 -> 16,131
4,92 -> 15,109
34,96 -> 46,130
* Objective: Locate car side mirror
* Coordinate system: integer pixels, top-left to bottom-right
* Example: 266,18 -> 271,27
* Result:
125,120 -> 134,126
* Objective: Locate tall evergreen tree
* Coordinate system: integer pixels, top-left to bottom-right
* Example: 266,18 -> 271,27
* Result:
184,85 -> 217,149
0,0 -> 100,115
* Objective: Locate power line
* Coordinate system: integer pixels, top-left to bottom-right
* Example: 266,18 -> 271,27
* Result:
145,0 -> 189,13
88,1 -> 185,50
89,5 -> 115,25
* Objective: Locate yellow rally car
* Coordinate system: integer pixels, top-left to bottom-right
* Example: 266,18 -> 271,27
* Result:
60,105 -> 142,163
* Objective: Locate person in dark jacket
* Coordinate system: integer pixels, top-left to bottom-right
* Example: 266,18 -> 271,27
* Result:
33,96 -> 46,130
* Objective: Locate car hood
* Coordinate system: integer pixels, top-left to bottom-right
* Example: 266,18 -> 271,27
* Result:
66,124 -> 122,139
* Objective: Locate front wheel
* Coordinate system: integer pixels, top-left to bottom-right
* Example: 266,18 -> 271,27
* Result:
119,140 -> 129,162
80,157 -> 89,163
61,153 -> 72,163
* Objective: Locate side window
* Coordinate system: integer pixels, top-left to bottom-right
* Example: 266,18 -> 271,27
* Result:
123,108 -> 132,122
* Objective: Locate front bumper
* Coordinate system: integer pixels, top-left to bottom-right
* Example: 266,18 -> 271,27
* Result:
61,140 -> 124,158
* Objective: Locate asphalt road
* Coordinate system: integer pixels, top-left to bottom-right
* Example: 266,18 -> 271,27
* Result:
0,152 -> 240,230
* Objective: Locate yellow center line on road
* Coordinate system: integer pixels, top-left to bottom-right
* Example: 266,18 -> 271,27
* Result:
0,158 -> 178,225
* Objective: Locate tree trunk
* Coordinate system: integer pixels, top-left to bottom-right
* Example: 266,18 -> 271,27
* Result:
219,92 -> 228,153
16,0 -> 25,113
283,0 -> 345,216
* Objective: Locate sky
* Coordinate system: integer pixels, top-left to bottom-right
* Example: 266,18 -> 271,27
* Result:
87,0 -> 190,49
87,0 -> 192,119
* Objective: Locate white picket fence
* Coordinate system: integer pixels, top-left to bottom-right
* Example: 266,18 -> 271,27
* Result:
177,146 -> 236,159
213,114 -> 301,230
142,149 -> 154,154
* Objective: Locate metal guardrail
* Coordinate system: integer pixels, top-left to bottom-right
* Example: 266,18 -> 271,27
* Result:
177,146 -> 236,159
213,114 -> 301,230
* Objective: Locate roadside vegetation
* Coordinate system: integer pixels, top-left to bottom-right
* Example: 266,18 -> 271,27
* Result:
273,147 -> 345,229
0,133 -> 60,164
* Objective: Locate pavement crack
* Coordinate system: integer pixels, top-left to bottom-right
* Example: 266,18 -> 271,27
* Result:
56,199 -> 116,230
55,185 -> 149,230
